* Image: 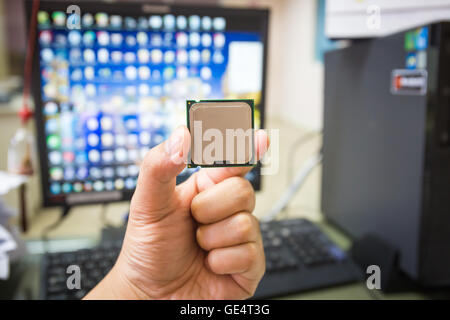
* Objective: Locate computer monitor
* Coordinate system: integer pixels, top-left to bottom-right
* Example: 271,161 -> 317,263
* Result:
27,1 -> 269,207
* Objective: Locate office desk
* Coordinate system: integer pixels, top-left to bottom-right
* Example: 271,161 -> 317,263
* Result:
14,117 -> 450,300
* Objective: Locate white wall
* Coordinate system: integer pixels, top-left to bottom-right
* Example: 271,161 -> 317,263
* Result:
223,0 -> 324,131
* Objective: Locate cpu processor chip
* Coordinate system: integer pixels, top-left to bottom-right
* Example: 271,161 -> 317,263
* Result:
187,99 -> 255,167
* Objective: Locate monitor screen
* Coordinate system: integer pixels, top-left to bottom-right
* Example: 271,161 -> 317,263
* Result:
28,1 -> 268,206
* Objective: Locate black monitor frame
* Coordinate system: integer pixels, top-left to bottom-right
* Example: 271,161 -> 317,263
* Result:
26,0 -> 269,207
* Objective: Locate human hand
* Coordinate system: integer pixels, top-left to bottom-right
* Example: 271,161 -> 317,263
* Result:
85,126 -> 269,299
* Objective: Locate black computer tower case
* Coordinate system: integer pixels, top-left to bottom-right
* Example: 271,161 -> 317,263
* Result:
322,22 -> 450,286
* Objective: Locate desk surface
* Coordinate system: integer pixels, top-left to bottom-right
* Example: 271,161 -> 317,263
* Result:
17,117 -> 449,300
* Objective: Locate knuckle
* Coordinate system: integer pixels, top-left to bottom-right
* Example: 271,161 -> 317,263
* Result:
236,213 -> 255,241
232,177 -> 255,209
244,242 -> 259,265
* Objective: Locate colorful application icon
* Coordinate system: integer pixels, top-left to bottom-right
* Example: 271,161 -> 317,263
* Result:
88,149 -> 101,163
415,27 -> 428,50
64,167 -> 76,180
52,11 -> 66,27
82,13 -> 94,27
176,32 -> 188,47
110,15 -> 122,28
111,51 -> 123,63
126,35 -> 137,46
95,13 -> 109,28
128,149 -> 139,162
83,31 -> 96,46
84,66 -> 95,80
128,165 -> 140,176
164,14 -> 176,30
50,182 -> 61,194
101,151 -> 114,164
137,32 -> 148,46
404,31 -> 414,51
138,17 -> 149,29
189,49 -> 200,64
75,151 -> 87,165
201,49 -> 211,64
150,15 -> 163,29
41,48 -> 54,63
101,133 -> 114,147
139,131 -> 151,145
213,17 -> 226,31
93,181 -> 104,192
177,49 -> 188,64
45,119 -> 59,133
213,33 -> 225,48
139,84 -> 150,95
163,66 -> 175,80
115,178 -> 125,190
48,151 -> 62,165
49,167 -> 63,180
98,68 -> 111,79
97,48 -> 109,63
164,50 -> 175,64
84,181 -> 93,192
189,32 -> 201,47
111,33 -> 123,46
62,182 -> 73,193
73,182 -> 83,193
200,66 -> 212,80
76,166 -> 88,180
124,51 -> 136,63
103,167 -> 115,178
201,33 -> 212,47
97,31 -> 110,46
69,48 -> 82,62
176,66 -> 188,80
202,16 -> 212,30
68,30 -> 82,46
125,17 -> 137,29
115,148 -> 128,162
125,177 -> 136,189
177,16 -> 187,30
39,30 -> 52,45
202,83 -> 212,96
54,34 -> 67,46
406,52 -> 417,69
87,133 -> 100,147
90,167 -> 102,179
44,101 -> 58,115
101,117 -> 113,130
138,66 -> 151,80
47,134 -> 61,149
125,65 -> 138,80
104,180 -> 114,191
63,151 -> 75,163
151,49 -> 163,64
85,84 -> 97,97
37,11 -> 50,26
151,34 -> 163,46
152,69 -> 161,80
83,49 -> 96,63
212,50 -> 224,64
189,15 -> 201,30
137,49 -> 150,63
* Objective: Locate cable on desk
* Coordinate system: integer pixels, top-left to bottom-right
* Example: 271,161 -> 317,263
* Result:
287,131 -> 322,187
263,152 -> 323,222
41,206 -> 71,252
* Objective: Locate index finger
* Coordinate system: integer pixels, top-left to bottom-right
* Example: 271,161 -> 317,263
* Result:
194,129 -> 269,192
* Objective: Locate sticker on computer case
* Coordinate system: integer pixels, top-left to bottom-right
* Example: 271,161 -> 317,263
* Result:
391,69 -> 428,96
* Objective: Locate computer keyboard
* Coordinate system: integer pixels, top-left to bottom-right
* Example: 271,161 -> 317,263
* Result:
41,218 -> 360,299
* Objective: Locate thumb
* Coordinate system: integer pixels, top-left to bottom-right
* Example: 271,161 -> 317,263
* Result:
130,126 -> 190,220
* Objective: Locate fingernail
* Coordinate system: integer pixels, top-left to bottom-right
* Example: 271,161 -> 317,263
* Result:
168,127 -> 184,163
